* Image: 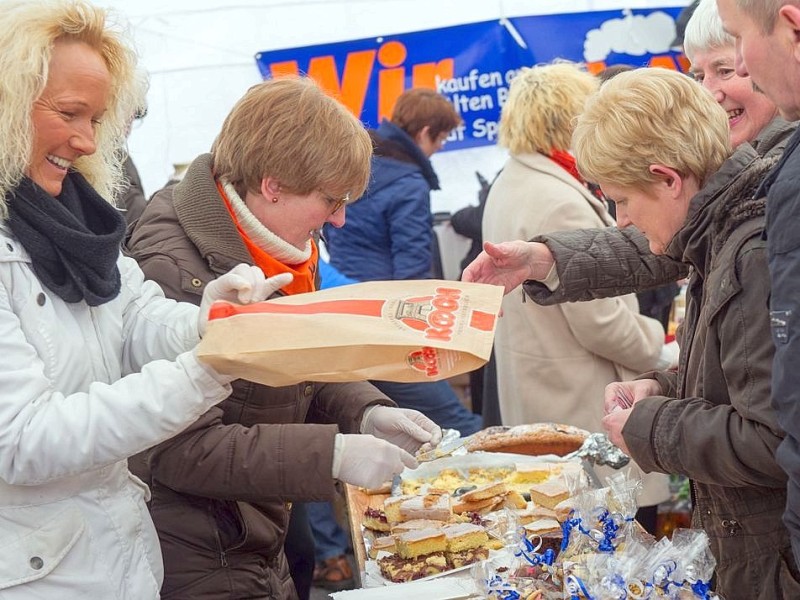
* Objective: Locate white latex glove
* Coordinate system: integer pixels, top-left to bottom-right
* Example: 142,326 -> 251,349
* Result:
360,406 -> 443,454
654,339 -> 680,370
332,434 -> 418,489
198,264 -> 293,337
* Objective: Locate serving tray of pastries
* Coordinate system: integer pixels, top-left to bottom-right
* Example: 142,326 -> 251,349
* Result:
357,452 -> 589,586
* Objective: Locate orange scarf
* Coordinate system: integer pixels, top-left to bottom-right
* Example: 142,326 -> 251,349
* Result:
217,180 -> 317,295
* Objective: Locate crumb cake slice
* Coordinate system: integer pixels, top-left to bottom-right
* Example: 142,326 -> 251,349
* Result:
377,552 -> 448,583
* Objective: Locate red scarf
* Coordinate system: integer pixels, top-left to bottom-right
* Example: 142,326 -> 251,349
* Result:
217,180 -> 317,296
547,149 -> 607,203
547,149 -> 585,184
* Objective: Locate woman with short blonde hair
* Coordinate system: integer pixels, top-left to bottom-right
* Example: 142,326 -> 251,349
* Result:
573,68 -> 730,190
573,67 -> 798,598
482,61 -> 672,523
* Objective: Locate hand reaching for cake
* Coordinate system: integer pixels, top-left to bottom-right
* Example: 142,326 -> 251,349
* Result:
361,407 -> 443,454
332,434 -> 419,489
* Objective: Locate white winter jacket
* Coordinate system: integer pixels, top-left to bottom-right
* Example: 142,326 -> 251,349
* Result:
0,224 -> 233,599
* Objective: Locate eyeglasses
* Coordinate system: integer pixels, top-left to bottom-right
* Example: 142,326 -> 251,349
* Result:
321,190 -> 350,215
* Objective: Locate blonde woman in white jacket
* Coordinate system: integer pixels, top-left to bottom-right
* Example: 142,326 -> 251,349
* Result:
0,2 -> 293,597
482,62 -> 674,526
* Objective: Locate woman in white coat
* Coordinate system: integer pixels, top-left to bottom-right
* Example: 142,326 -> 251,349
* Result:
482,62 -> 673,528
0,1 -> 292,597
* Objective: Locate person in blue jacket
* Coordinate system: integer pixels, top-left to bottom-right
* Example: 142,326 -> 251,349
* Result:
326,88 -> 459,281
323,88 -> 482,437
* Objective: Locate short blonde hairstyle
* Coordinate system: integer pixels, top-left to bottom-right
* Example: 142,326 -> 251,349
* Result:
213,77 -> 372,203
0,0 -> 145,218
572,68 -> 731,189
499,62 -> 598,155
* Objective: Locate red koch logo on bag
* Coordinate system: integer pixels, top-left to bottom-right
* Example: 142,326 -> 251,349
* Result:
395,287 -> 461,342
407,346 -> 441,377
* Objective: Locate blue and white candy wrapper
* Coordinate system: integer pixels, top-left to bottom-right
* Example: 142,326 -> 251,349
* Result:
514,527 -> 556,567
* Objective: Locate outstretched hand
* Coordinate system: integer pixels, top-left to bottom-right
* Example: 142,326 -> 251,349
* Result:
461,240 -> 551,295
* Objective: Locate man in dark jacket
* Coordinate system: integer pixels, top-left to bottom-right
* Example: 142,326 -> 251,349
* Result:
716,0 -> 800,569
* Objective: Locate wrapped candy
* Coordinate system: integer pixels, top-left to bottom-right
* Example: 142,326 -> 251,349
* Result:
668,529 -> 720,599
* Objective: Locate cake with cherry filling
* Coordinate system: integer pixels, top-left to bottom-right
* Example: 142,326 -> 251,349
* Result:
362,507 -> 391,532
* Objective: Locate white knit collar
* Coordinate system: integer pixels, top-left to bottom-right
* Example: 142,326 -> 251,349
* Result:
221,178 -> 311,265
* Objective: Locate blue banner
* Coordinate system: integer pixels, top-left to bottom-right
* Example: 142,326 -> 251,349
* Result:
255,8 -> 685,152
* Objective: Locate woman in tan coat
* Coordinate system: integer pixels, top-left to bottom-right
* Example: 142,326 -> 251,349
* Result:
482,62 -> 672,519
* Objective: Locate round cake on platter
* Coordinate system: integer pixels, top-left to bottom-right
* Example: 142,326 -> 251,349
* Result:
464,423 -> 589,457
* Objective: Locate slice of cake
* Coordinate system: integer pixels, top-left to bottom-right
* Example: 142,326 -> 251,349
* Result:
362,507 -> 391,533
391,519 -> 448,533
441,523 -> 489,553
502,490 -> 527,509
368,535 -> 397,559
514,505 -> 559,525
529,479 -> 570,510
398,492 -> 452,522
383,494 -> 414,524
452,495 -> 503,515
394,528 -> 448,559
442,523 -> 490,570
510,462 -> 556,485
377,552 -> 449,583
459,481 -> 507,503
523,517 -> 562,537
448,546 -> 490,569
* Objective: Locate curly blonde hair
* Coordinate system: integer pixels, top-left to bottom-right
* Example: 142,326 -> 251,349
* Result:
499,62 -> 598,155
572,68 -> 731,190
0,0 -> 146,218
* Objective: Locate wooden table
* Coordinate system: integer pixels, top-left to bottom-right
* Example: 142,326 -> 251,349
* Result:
343,483 -> 389,588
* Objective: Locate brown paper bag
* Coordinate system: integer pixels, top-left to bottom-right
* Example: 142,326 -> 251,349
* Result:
197,279 -> 503,386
